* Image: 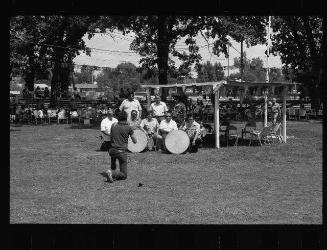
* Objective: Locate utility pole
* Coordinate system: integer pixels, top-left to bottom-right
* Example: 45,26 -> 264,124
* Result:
240,40 -> 244,82
266,16 -> 271,83
264,16 -> 271,127
227,44 -> 230,80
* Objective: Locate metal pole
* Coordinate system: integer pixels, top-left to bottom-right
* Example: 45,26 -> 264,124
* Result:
264,92 -> 268,127
215,87 -> 220,148
227,45 -> 230,80
264,16 -> 271,127
282,86 -> 287,143
266,16 -> 271,83
241,41 -> 243,81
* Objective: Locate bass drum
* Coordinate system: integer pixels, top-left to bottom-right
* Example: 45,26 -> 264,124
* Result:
165,130 -> 190,154
128,129 -> 147,153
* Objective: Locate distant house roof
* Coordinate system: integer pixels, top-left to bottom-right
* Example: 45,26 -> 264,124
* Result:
75,84 -> 98,89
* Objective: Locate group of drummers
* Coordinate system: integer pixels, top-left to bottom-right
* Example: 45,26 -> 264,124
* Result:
101,92 -> 205,155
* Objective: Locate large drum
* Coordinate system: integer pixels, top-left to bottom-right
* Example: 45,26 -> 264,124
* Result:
128,129 -> 147,153
165,130 -> 190,154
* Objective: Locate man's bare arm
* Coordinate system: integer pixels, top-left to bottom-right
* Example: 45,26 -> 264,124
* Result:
131,133 -> 137,144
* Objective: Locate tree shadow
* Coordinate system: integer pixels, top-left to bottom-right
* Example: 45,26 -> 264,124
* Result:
67,124 -> 100,130
10,129 -> 21,132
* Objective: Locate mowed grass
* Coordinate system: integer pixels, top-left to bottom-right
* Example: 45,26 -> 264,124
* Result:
10,121 -> 322,224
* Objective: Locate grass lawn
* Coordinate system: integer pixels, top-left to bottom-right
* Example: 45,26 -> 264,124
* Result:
10,121 -> 322,224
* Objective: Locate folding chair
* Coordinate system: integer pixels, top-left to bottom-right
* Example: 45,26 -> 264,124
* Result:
241,120 -> 256,139
265,123 -> 282,144
298,109 -> 307,120
219,121 -> 230,145
288,108 -> 297,120
227,125 -> 239,146
249,126 -> 272,146
307,109 -> 316,119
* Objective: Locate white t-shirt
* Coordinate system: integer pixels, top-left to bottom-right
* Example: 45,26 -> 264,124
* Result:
140,118 -> 159,134
119,99 -> 142,120
150,101 -> 168,117
159,119 -> 178,133
100,117 -> 118,141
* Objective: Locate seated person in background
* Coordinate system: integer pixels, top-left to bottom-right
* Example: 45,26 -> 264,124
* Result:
57,107 -> 66,119
140,110 -> 159,151
172,96 -> 187,127
157,112 -> 178,151
128,110 -> 142,130
181,114 -> 202,153
43,87 -> 50,99
271,98 -> 280,124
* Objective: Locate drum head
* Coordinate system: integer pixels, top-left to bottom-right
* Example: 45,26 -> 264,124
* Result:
165,130 -> 190,154
128,129 -> 147,153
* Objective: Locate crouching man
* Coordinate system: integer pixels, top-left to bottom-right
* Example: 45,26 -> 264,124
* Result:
107,111 -> 137,183
181,114 -> 202,153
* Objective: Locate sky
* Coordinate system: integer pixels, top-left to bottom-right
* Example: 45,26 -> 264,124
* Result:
73,31 -> 283,75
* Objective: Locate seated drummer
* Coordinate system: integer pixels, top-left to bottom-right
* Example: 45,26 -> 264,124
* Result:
128,110 -> 142,130
140,110 -> 160,151
157,111 -> 178,151
180,114 -> 202,153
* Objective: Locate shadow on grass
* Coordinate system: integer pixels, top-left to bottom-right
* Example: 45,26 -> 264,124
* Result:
67,124 -> 100,130
99,171 -> 111,183
201,134 -> 261,148
10,129 -> 21,132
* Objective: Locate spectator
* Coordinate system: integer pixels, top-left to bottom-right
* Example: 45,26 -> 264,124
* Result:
44,87 -> 50,99
35,86 -> 42,98
10,104 -> 16,123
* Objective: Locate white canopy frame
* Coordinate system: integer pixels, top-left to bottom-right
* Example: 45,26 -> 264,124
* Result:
141,80 -> 298,148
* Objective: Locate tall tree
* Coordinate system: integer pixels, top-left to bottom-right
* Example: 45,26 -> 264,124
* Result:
92,16 -> 267,100
195,61 -> 224,82
10,16 -> 98,106
10,16 -> 51,91
271,16 -> 324,108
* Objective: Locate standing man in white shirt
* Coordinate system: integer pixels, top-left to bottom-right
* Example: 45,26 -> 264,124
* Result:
150,95 -> 168,123
100,108 -> 118,151
119,92 -> 142,122
157,112 -> 178,151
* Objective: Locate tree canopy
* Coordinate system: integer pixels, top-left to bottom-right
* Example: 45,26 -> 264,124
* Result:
271,16 -> 324,107
195,61 -> 225,82
230,53 -> 285,83
92,16 -> 267,100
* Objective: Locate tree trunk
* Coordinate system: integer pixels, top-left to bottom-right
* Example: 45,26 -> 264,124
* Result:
24,69 -> 35,92
24,52 -> 36,91
157,15 -> 170,101
50,59 -> 61,108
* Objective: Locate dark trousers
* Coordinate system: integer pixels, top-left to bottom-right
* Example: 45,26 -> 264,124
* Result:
188,137 -> 202,153
108,148 -> 128,180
